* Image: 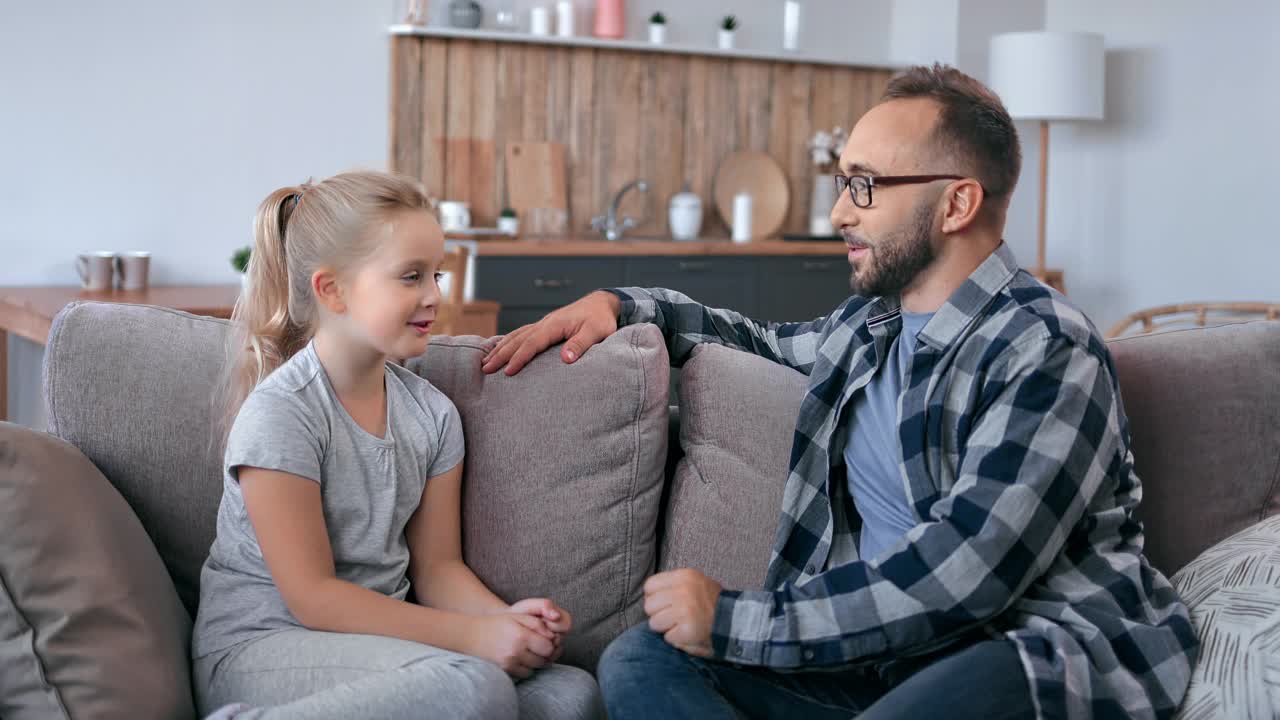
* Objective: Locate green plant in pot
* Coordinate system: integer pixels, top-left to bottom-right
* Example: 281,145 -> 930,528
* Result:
231,246 -> 251,288
718,15 -> 737,49
648,11 -> 667,44
498,207 -> 520,236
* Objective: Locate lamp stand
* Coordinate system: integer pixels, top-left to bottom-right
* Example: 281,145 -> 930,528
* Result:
1033,120 -> 1066,293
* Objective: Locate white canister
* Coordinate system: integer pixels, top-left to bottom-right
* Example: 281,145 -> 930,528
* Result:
783,1 -> 801,51
668,189 -> 702,241
556,1 -> 574,37
530,6 -> 551,36
731,192 -> 753,243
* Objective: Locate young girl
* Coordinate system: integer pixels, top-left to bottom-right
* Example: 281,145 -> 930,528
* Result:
192,170 -> 603,720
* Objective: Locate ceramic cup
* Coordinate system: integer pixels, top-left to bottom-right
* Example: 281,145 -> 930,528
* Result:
117,251 -> 152,290
76,251 -> 116,291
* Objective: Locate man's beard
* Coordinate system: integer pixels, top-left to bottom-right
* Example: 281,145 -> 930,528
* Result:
848,202 -> 937,298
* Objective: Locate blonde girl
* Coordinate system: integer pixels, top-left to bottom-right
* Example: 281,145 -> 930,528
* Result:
191,170 -> 602,720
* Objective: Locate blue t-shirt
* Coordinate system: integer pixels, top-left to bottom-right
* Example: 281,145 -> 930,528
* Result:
843,310 -> 933,563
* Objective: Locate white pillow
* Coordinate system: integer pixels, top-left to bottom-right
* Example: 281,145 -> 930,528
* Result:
1172,515 -> 1280,719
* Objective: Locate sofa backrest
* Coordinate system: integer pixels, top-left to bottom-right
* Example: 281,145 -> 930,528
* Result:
43,301 -> 670,669
1108,320 -> 1280,574
662,320 -> 1280,585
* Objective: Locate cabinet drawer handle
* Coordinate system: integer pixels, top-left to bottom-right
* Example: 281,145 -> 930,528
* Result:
534,278 -> 570,289
801,261 -> 836,271
677,261 -> 711,272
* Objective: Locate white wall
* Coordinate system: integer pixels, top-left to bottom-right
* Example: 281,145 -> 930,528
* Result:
1043,0 -> 1280,330
890,0 -> 959,66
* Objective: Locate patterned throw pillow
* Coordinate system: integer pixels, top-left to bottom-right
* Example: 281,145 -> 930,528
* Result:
1171,515 -> 1280,720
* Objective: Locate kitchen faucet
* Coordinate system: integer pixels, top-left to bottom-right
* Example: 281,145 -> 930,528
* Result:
591,180 -> 649,241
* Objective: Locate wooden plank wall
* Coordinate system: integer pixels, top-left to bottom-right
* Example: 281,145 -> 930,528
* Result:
390,36 -> 893,237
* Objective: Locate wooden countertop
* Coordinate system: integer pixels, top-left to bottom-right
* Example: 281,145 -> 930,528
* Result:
447,235 -> 849,257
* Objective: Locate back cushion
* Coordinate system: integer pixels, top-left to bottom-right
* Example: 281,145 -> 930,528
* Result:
659,344 -> 807,590
407,325 -> 669,669
44,302 -> 229,615
1108,321 -> 1280,575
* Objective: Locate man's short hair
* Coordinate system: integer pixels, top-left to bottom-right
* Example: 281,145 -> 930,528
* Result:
882,64 -> 1022,205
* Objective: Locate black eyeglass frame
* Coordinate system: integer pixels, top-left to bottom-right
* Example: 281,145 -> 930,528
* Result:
834,173 -> 982,208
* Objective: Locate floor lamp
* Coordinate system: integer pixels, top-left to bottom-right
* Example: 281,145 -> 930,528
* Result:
988,31 -> 1105,294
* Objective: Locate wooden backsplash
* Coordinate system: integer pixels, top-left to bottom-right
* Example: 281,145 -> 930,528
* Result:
390,35 -> 894,236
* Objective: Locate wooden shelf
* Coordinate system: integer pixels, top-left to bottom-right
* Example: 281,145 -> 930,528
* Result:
388,24 -> 900,70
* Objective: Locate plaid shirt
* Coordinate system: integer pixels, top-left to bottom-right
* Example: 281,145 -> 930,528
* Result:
607,243 -> 1196,720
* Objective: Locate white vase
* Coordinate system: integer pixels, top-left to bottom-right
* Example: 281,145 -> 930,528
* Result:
648,23 -> 666,44
497,216 -> 519,235
809,174 -> 836,236
718,29 -> 735,50
240,272 -> 249,291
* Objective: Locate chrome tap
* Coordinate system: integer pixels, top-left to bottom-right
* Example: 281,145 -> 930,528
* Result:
591,180 -> 650,241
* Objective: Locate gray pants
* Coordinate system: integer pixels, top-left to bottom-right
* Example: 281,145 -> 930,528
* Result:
193,629 -> 604,720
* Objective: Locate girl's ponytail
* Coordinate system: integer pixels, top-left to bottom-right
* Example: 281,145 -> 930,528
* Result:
218,186 -> 309,437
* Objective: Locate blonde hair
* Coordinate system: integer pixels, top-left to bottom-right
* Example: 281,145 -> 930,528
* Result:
218,170 -> 434,438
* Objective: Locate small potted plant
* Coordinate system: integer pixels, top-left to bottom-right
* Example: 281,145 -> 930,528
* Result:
497,207 -> 520,236
648,12 -> 667,45
718,15 -> 737,50
231,246 -> 251,289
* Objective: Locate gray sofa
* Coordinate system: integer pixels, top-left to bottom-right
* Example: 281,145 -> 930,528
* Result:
1,301 -> 1278,719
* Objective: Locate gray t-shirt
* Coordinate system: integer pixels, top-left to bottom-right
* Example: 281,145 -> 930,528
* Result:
843,310 -> 933,563
192,341 -> 464,658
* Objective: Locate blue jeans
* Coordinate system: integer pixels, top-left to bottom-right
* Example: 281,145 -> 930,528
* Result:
597,624 -> 1036,720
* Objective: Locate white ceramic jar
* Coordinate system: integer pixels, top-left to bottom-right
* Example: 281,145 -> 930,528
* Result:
668,189 -> 702,241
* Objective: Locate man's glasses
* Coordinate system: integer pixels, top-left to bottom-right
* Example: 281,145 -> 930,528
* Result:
834,174 -> 970,208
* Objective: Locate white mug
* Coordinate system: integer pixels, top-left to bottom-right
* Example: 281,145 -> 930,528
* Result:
437,201 -> 471,232
116,251 -> 151,290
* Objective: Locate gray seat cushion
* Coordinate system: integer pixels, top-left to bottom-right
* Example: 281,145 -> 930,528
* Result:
658,343 -> 806,590
406,326 -> 669,669
0,422 -> 193,720
1108,321 -> 1280,575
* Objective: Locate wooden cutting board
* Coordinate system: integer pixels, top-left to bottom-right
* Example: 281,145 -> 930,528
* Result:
713,151 -> 790,240
505,142 -> 568,231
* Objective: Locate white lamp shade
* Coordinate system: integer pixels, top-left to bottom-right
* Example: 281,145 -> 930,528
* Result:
988,31 -> 1105,121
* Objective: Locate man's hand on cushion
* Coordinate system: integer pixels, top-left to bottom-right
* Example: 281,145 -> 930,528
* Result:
482,291 -> 620,376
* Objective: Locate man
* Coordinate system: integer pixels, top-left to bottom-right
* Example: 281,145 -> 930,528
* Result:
482,65 -> 1196,719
